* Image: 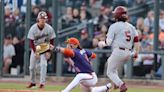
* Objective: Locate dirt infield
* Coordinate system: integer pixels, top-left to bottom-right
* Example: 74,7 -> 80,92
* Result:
0,89 -> 59,92
0,77 -> 164,92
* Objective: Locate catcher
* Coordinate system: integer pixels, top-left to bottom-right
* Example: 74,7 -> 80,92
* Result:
27,11 -> 56,88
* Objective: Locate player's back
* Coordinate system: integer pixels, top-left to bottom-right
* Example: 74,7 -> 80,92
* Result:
71,49 -> 94,73
108,21 -> 138,49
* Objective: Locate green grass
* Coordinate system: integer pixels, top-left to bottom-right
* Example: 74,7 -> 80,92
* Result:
0,83 -> 79,92
0,83 -> 163,92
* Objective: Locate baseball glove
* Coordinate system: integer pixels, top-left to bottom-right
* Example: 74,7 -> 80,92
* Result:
36,43 -> 50,54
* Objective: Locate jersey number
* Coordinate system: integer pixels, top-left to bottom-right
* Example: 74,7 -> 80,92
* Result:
125,31 -> 131,42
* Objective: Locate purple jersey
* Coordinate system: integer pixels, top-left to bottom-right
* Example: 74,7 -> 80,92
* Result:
71,49 -> 94,73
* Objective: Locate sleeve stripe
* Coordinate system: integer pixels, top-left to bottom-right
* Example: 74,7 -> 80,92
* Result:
90,53 -> 96,59
29,40 -> 36,52
63,48 -> 75,57
134,36 -> 139,42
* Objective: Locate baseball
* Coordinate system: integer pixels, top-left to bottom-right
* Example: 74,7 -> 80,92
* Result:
36,45 -> 41,50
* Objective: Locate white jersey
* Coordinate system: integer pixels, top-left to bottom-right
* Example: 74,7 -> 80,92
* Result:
27,23 -> 56,45
106,21 -> 138,49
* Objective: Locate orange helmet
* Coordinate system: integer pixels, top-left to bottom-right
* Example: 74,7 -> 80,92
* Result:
66,38 -> 80,46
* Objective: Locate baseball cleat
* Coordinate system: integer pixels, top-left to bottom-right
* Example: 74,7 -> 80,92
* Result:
120,83 -> 127,92
26,83 -> 36,88
39,84 -> 45,88
113,83 -> 119,90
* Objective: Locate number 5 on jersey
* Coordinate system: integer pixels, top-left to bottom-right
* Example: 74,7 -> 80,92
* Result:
125,31 -> 131,42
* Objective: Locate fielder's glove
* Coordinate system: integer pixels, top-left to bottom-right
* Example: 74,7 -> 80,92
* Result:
36,43 -> 50,54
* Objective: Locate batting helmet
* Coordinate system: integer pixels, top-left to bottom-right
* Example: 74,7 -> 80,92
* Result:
65,38 -> 80,46
113,6 -> 128,21
37,11 -> 48,20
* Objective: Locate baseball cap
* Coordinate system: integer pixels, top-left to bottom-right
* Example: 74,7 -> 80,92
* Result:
65,38 -> 80,45
37,11 -> 48,19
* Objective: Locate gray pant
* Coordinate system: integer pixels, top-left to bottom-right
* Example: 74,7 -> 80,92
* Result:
107,48 -> 131,87
29,50 -> 47,84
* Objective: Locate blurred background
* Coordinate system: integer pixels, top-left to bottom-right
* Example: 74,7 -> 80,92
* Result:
0,0 -> 164,81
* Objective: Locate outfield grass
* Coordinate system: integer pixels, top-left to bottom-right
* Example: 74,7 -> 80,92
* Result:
0,83 -> 163,92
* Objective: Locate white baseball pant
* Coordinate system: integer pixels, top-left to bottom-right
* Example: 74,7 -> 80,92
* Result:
62,72 -> 97,92
29,50 -> 48,84
107,48 -> 131,87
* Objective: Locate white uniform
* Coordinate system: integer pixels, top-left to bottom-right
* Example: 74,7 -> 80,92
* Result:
106,21 -> 138,87
27,23 -> 56,85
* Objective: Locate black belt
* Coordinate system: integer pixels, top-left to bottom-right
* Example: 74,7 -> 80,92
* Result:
77,72 -> 94,75
119,47 -> 131,51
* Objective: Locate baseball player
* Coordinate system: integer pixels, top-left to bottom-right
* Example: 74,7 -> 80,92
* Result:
63,40 -> 112,92
98,6 -> 140,92
55,37 -> 98,92
27,11 -> 56,88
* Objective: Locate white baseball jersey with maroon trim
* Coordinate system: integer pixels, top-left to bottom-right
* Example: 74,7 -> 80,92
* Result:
27,23 -> 56,45
106,21 -> 138,49
27,23 -> 56,85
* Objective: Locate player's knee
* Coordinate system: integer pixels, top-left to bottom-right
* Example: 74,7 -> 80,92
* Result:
106,70 -> 113,78
40,63 -> 47,67
29,67 -> 35,72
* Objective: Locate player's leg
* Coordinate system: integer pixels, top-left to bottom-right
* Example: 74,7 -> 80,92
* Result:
39,54 -> 48,88
106,54 -> 124,87
80,73 -> 112,92
91,83 -> 112,92
62,73 -> 95,92
80,73 -> 98,92
80,84 -> 91,92
107,49 -> 130,91
27,51 -> 38,88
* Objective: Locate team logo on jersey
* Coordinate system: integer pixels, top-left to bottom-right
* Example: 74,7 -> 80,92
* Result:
34,34 -> 49,40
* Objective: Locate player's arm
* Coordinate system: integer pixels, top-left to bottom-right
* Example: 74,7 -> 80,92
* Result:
132,29 -> 140,59
90,53 -> 96,59
98,25 -> 115,48
49,38 -> 55,50
86,50 -> 96,59
50,39 -> 54,45
27,26 -> 36,52
49,26 -> 56,50
56,47 -> 75,58
133,41 -> 140,58
29,39 -> 36,52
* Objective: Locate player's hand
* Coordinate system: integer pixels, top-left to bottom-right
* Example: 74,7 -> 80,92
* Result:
35,52 -> 40,59
54,47 -> 60,52
98,41 -> 106,48
131,51 -> 138,60
45,52 -> 51,60
49,44 -> 54,51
